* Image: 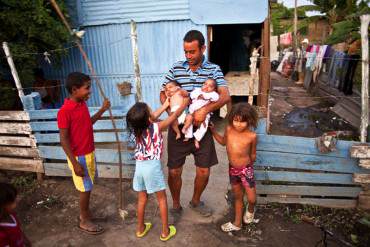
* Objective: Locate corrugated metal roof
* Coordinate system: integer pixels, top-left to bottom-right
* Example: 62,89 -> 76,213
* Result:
41,20 -> 206,109
77,0 -> 189,26
189,0 -> 269,24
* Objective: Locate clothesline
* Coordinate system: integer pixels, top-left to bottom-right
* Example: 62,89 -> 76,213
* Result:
2,83 -> 367,100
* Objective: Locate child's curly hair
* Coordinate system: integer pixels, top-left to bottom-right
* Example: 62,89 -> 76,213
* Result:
126,102 -> 151,140
228,103 -> 258,129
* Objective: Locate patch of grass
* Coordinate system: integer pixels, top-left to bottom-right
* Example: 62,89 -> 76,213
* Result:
11,174 -> 37,193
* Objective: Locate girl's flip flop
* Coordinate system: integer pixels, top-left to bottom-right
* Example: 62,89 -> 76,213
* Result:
160,225 -> 177,241
136,222 -> 152,238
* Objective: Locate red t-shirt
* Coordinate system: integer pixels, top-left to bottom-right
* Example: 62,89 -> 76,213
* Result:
57,99 -> 95,156
0,213 -> 25,247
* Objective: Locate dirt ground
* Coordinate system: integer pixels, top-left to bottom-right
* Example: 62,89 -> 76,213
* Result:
1,72 -> 367,246
269,72 -> 358,139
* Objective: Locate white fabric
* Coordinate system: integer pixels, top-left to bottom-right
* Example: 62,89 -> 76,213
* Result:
171,105 -> 186,124
276,51 -> 293,73
189,88 -> 219,114
184,114 -> 210,141
184,88 -> 219,141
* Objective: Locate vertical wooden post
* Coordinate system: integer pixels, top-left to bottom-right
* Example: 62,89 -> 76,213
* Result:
2,42 -> 44,181
2,42 -> 25,99
258,17 -> 271,115
360,15 -> 370,143
130,20 -> 142,102
293,0 -> 298,51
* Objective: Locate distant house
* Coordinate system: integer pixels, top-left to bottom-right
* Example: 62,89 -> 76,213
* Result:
41,0 -> 270,109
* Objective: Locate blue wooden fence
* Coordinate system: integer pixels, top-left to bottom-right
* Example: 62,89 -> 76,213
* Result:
27,107 -> 135,179
254,120 -> 366,208
23,111 -> 368,209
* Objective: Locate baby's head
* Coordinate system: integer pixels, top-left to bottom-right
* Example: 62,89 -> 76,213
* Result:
165,81 -> 181,97
0,183 -> 17,219
126,102 -> 151,139
228,103 -> 258,131
201,78 -> 217,93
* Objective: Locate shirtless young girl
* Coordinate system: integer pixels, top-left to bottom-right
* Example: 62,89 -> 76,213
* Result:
210,102 -> 258,232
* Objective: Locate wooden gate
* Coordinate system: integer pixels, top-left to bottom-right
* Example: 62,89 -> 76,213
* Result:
0,111 -> 43,174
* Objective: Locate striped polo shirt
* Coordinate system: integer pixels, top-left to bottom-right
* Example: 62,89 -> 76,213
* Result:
162,57 -> 227,92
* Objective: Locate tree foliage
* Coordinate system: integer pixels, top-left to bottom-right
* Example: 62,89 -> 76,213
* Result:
0,0 -> 70,86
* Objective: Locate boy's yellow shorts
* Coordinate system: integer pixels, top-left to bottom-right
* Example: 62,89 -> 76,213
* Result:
67,151 -> 98,192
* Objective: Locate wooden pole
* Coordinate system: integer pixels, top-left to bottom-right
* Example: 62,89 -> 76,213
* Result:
258,16 -> 271,115
130,20 -> 142,102
2,42 -> 25,99
49,0 -> 127,217
293,0 -> 298,51
2,42 -> 44,181
360,15 -> 370,143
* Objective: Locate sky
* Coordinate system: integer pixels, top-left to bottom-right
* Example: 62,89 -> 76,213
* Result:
278,0 -> 314,8
278,0 -> 322,16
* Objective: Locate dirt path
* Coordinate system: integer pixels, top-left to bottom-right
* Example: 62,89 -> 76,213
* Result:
8,133 -> 325,247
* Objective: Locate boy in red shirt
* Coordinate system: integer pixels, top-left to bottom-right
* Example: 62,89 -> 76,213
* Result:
57,72 -> 110,235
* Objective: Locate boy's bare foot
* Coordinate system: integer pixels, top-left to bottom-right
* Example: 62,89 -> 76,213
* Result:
195,140 -> 200,149
183,138 -> 189,142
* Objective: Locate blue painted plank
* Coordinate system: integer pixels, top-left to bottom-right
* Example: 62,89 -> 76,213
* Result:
38,146 -> 135,164
257,134 -> 360,159
255,151 -> 367,174
34,132 -> 129,144
27,106 -> 128,120
43,162 -> 135,179
256,184 -> 361,198
255,119 -> 267,134
257,197 -> 357,208
255,170 -> 355,185
30,119 -> 126,132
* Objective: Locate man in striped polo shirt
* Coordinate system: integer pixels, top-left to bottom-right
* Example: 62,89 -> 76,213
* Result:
160,30 -> 231,217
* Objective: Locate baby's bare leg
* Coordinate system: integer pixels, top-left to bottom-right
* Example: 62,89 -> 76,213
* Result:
182,114 -> 193,133
194,140 -> 200,149
172,120 -> 181,140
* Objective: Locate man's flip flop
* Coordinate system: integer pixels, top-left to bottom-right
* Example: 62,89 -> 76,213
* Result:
136,222 -> 152,238
160,225 -> 176,241
77,224 -> 104,235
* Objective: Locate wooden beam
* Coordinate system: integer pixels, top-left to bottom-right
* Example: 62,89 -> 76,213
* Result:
359,159 -> 370,169
351,144 -> 370,158
0,146 -> 39,158
0,111 -> 29,121
353,173 -> 370,184
0,136 -> 36,147
358,191 -> 370,210
27,107 -> 127,120
43,163 -> 134,179
360,15 -> 370,142
257,184 -> 361,198
0,122 -> 31,134
257,196 -> 357,209
258,17 -> 271,113
0,157 -> 43,173
130,19 -> 142,102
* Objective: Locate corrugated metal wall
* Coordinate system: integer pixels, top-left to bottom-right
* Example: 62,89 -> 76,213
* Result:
77,0 -> 189,26
42,20 -> 206,109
